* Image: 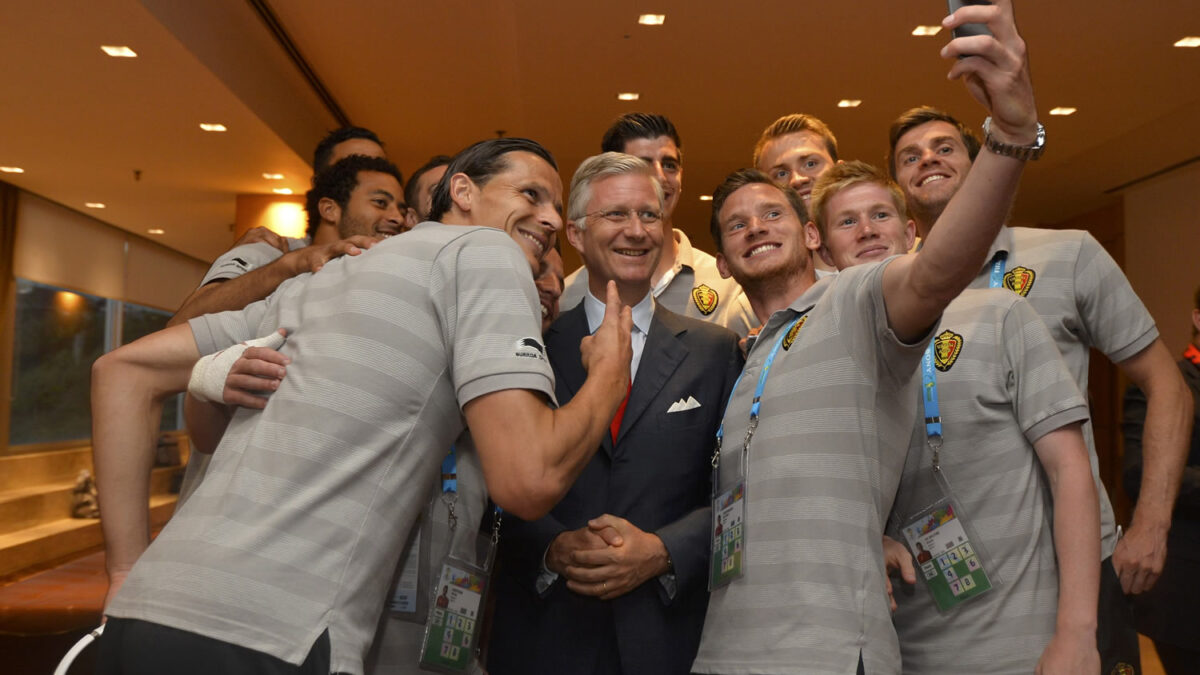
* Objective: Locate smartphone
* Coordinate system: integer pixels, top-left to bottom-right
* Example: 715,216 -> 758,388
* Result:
947,0 -> 993,40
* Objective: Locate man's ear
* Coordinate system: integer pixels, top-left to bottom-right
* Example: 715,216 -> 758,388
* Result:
716,252 -> 732,279
804,221 -> 834,267
448,173 -> 474,216
904,219 -> 918,252
318,197 -> 341,226
1191,308 -> 1200,335
565,220 -> 586,256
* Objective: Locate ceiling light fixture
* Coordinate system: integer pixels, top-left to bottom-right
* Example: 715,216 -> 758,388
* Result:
837,99 -> 863,108
617,92 -> 640,101
1049,107 -> 1077,116
262,173 -> 285,180
638,14 -> 666,26
1174,36 -> 1200,48
911,25 -> 942,36
85,202 -> 106,209
699,195 -> 713,201
199,123 -> 227,132
273,188 -> 293,195
0,166 -> 24,173
147,228 -> 165,235
101,45 -> 137,57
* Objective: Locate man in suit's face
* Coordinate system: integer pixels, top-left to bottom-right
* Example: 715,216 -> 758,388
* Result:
565,166 -> 665,308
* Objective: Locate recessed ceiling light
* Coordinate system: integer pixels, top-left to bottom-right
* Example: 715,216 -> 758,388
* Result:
273,188 -> 293,195
1174,36 -> 1200,48
85,202 -> 106,209
262,173 -> 285,180
837,99 -> 863,108
147,228 -> 165,235
101,45 -> 137,57
638,14 -> 666,26
199,123 -> 227,132
1049,107 -> 1077,116
617,92 -> 640,101
0,166 -> 24,173
699,195 -> 713,201
912,25 -> 942,36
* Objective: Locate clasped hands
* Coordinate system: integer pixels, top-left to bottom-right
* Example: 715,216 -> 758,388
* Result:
547,515 -> 670,601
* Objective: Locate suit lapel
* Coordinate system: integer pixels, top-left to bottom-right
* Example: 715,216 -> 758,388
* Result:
546,304 -> 616,456
616,306 -> 687,442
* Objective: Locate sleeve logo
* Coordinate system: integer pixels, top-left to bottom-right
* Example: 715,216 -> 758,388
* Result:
514,337 -> 547,361
781,315 -> 808,351
692,284 -> 719,315
1002,266 -> 1036,297
933,330 -> 964,372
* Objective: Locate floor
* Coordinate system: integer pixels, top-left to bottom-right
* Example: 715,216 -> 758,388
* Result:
0,548 -> 1174,673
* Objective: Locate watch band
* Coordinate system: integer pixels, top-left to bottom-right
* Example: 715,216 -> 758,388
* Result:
981,116 -> 1046,161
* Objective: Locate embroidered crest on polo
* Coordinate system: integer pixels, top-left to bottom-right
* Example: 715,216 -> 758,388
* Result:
692,284 -> 719,315
781,315 -> 807,351
933,329 -> 964,372
1002,266 -> 1036,297
513,337 -> 546,361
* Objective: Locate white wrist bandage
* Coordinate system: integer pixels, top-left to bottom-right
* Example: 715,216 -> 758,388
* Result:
188,331 -> 287,403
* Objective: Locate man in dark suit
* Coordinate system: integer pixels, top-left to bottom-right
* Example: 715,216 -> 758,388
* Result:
489,152 -> 742,675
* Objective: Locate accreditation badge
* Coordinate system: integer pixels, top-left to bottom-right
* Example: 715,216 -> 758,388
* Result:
899,489 -> 997,612
709,480 -> 747,590
419,557 -> 489,673
386,525 -> 423,619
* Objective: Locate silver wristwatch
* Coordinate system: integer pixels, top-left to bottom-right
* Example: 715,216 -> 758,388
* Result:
981,117 -> 1046,161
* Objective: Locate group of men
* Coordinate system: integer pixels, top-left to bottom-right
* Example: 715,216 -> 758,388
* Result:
90,2 -> 1192,674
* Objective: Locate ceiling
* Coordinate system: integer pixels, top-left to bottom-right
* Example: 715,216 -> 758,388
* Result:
1,0 -> 1197,265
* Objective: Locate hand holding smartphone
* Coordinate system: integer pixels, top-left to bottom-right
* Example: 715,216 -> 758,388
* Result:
947,0 -> 993,41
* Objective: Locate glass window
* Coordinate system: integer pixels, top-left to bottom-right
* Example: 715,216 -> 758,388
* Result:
9,279 -> 109,445
121,302 -> 183,432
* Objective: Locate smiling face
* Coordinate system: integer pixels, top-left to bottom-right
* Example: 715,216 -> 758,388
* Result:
714,182 -> 814,289
621,136 -> 682,220
892,121 -> 974,232
567,172 -> 664,304
456,151 -> 564,272
535,248 -> 565,332
334,170 -> 406,239
756,130 -> 837,202
818,182 -> 915,271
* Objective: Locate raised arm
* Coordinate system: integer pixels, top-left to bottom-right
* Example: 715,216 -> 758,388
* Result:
1032,422 -> 1101,673
882,0 -> 1039,341
465,282 -> 632,521
91,323 -> 200,608
1114,339 -> 1193,593
168,236 -> 377,326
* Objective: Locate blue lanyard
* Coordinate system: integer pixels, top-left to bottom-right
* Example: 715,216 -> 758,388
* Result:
715,313 -> 806,453
441,446 -> 458,494
921,252 -> 1007,444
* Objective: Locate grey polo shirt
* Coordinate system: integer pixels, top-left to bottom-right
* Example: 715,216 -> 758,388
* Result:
106,224 -> 554,675
561,229 -> 757,337
887,289 -> 1090,675
198,236 -> 309,286
971,227 -> 1158,557
692,259 -> 925,675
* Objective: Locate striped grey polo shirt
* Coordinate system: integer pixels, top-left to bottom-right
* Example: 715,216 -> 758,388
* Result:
693,259 -> 924,675
970,227 -> 1158,557
887,289 -> 1089,674
106,224 -> 554,675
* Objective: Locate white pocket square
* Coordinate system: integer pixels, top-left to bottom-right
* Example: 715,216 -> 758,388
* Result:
667,396 -> 701,413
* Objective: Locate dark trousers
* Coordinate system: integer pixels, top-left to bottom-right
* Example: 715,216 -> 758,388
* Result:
96,618 -> 332,675
1097,557 -> 1142,674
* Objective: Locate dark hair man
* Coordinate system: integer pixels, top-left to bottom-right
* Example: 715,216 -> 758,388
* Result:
93,138 -> 633,674
807,161 -> 1101,674
1121,284 -> 1200,675
753,113 -> 842,275
560,112 -> 758,337
490,152 -> 741,675
311,126 -> 386,177
404,154 -> 453,227
887,100 -> 1190,674
695,3 -> 1044,672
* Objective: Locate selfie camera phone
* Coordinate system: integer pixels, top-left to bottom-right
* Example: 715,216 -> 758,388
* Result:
947,0 -> 993,41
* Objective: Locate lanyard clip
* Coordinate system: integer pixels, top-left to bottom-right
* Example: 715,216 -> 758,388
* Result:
711,436 -> 722,468
927,434 -> 943,471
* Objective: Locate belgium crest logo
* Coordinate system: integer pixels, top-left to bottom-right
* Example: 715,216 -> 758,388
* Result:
1003,266 -> 1036,297
782,316 -> 807,351
692,284 -> 719,315
933,329 -> 964,372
